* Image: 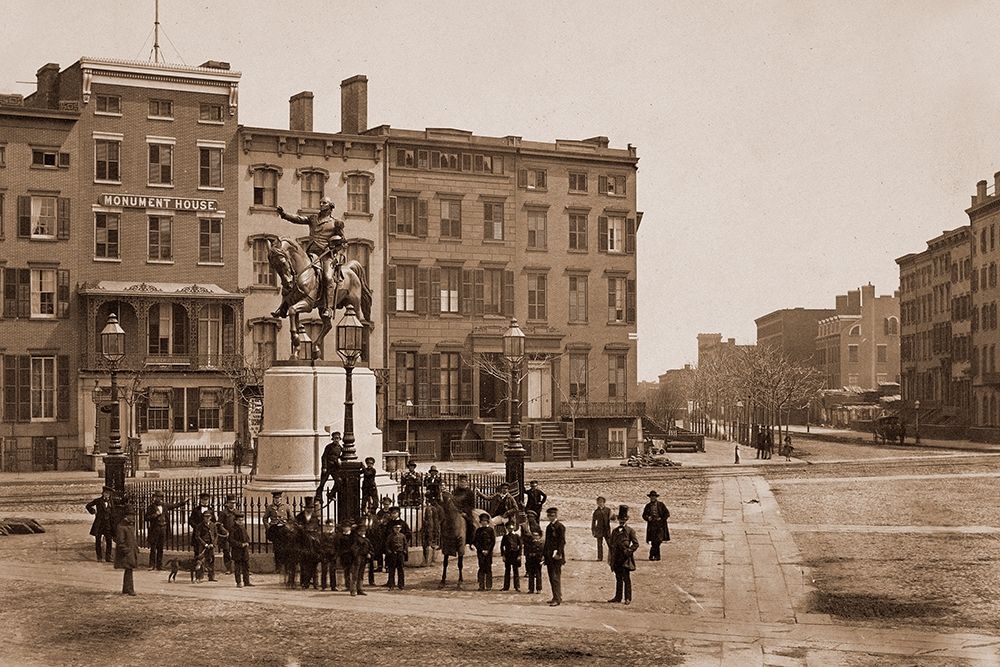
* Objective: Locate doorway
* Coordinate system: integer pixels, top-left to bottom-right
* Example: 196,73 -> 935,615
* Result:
526,360 -> 552,419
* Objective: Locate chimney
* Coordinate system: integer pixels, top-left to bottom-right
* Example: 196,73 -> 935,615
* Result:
836,294 -> 848,313
340,75 -> 368,135
847,289 -> 861,314
35,63 -> 60,109
977,180 -> 988,203
861,283 -> 876,306
289,91 -> 314,132
994,172 -> 1000,197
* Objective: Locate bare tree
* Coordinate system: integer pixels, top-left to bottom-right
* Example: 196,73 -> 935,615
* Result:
220,351 -> 271,475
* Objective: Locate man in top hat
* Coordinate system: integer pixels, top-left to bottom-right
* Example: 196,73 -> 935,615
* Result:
423,465 -> 442,503
543,507 -> 566,606
145,489 -> 187,570
296,497 -> 322,589
216,494 -> 240,575
399,460 -> 423,507
188,492 -> 214,560
276,196 -> 346,318
525,480 -> 547,518
641,490 -> 670,561
451,474 -> 478,544
315,431 -> 343,504
607,505 -> 639,604
85,486 -> 116,562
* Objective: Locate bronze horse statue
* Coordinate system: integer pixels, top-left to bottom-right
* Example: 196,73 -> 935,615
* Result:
267,237 -> 373,360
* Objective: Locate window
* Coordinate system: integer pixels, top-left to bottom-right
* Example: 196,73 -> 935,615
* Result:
95,94 -> 121,114
347,242 -> 371,278
440,200 -> 462,239
600,174 -> 627,196
94,212 -> 120,259
347,174 -> 370,213
253,238 -> 276,286
148,99 -> 173,118
568,275 -> 588,323
849,324 -> 861,336
396,265 -> 416,312
527,274 -> 547,320
440,353 -> 461,412
253,168 -> 279,207
474,154 -> 496,173
199,103 -> 223,122
301,171 -> 325,210
199,218 -> 222,263
484,268 -> 503,315
519,168 -> 547,190
569,172 -> 588,193
608,277 -> 626,322
198,389 -> 220,429
30,269 -> 56,318
440,266 -> 460,313
848,345 -> 859,363
484,202 -> 504,240
0,145 -> 5,167
30,356 -> 56,421
0,192 -> 4,238
439,152 -> 459,170
569,213 -> 588,250
28,196 -> 56,237
569,354 -> 588,399
608,354 -> 627,399
197,305 -> 233,366
252,321 -> 277,365
392,196 -> 418,235
31,149 -> 60,168
527,209 -> 547,249
885,317 -> 899,335
148,216 -> 172,261
395,352 -> 416,405
199,147 -> 223,188
148,142 -> 173,185
877,344 -> 888,362
395,149 -> 416,168
147,390 -> 171,430
608,427 -> 627,458
95,139 -> 121,182
148,304 -> 176,355
607,216 -> 625,253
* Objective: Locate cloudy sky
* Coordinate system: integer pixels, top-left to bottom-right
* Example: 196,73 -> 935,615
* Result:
4,1 -> 999,379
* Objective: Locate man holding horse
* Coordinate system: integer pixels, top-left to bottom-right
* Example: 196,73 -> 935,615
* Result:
276,196 -> 346,318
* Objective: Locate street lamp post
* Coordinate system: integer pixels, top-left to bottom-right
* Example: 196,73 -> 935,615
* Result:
335,305 -> 365,524
405,399 -> 414,451
503,318 -> 526,502
736,400 -> 744,444
100,313 -> 127,510
914,400 -> 921,445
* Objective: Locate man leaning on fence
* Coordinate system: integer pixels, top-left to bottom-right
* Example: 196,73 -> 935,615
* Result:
145,490 -> 187,571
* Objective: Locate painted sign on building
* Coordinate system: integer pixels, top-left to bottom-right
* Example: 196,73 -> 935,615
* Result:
99,193 -> 219,211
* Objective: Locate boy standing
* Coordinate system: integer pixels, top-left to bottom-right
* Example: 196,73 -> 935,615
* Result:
338,522 -> 355,593
523,526 -> 544,594
500,521 -> 523,591
350,524 -> 373,596
320,520 -> 339,591
229,511 -> 252,588
607,505 -> 639,605
473,513 -> 496,591
361,457 -> 378,515
591,496 -> 612,561
525,480 -> 547,518
384,523 -> 408,590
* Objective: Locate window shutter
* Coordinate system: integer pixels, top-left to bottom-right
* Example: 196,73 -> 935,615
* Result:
57,198 -> 70,240
416,267 -> 429,315
502,270 -> 514,317
417,199 -> 428,238
429,267 -> 441,315
625,218 -> 636,254
173,306 -> 188,354
461,269 -> 473,315
17,355 -> 30,422
222,388 -> 235,431
474,269 -> 484,316
57,269 -> 70,318
626,279 -> 637,324
460,361 -> 473,406
416,353 -> 429,405
16,269 -> 30,319
616,175 -> 626,196
58,152 -> 70,168
137,395 -> 148,433
598,175 -> 608,194
395,352 -> 407,404
172,388 -> 185,432
186,387 -> 199,432
57,355 -> 69,421
18,196 -> 30,238
2,355 -> 15,422
3,268 -> 16,318
518,169 -> 527,189
222,307 -> 235,356
598,216 -> 608,252
429,353 -> 441,406
386,265 -> 397,313
388,196 -> 397,233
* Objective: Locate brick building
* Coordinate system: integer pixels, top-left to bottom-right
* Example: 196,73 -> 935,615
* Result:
755,308 -> 835,367
816,284 -> 900,391
1,57 -> 243,471
897,225 -> 971,423
965,177 -> 1000,432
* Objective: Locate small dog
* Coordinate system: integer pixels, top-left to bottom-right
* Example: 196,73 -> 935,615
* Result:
166,556 -> 204,583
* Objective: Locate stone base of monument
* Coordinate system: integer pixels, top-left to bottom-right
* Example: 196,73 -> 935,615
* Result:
244,361 -> 395,511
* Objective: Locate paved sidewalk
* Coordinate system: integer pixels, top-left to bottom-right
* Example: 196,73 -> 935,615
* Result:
787,424 -> 1000,453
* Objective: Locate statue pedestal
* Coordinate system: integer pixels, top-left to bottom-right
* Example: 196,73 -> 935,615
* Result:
244,361 -> 392,508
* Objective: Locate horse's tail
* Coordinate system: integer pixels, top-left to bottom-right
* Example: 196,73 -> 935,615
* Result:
345,259 -> 373,322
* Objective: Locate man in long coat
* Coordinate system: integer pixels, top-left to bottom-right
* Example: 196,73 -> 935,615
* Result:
607,505 -> 639,604
85,486 -> 116,562
543,507 -> 566,606
641,490 -> 670,561
114,507 -> 139,595
144,490 -> 187,570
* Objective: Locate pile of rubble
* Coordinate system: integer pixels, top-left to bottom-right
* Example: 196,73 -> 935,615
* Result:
0,517 -> 45,536
621,453 -> 682,468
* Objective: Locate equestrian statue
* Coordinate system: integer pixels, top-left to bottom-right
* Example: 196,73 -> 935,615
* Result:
268,197 -> 373,359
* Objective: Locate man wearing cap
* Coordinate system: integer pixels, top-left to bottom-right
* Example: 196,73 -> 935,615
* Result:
145,490 -> 187,570
641,490 -> 670,561
188,493 -> 214,561
423,465 -> 442,503
525,480 -> 547,518
607,505 -> 639,604
228,510 -> 252,588
264,491 -> 294,539
276,196 -> 346,318
500,521 -> 523,591
315,431 -> 343,504
217,494 -> 240,575
399,460 -> 422,507
479,482 -> 523,527
543,507 -> 566,606
85,486 -> 116,563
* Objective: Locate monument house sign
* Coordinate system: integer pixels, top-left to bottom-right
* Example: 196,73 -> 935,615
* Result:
99,193 -> 219,211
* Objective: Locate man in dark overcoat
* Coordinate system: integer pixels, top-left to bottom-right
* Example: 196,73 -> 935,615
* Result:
144,490 -> 187,570
641,490 -> 670,561
114,506 -> 139,595
607,505 -> 639,605
188,492 -> 214,560
543,507 -> 566,606
85,486 -> 116,562
524,480 -> 547,518
216,494 -> 239,574
315,431 -> 343,503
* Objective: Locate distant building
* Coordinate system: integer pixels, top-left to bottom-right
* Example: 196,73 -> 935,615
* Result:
816,284 -> 900,391
755,308 -> 835,367
696,333 -> 752,367
965,177 -> 1000,432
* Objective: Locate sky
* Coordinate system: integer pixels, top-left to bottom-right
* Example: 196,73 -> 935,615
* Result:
4,1 -> 1000,380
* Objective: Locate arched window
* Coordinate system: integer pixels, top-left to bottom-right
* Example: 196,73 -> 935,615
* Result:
197,304 -> 235,366
249,235 -> 277,287
884,317 -> 899,335
147,303 -> 188,356
249,164 -> 282,208
251,319 -> 278,367
849,324 -> 861,337
296,167 -> 329,211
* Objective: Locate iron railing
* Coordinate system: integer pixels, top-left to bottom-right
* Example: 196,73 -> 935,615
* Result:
388,403 -> 476,420
559,400 -> 646,417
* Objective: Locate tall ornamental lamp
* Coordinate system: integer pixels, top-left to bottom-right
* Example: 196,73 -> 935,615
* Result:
914,399 -> 921,445
335,305 -> 365,523
100,313 -> 127,507
503,318 -> 526,502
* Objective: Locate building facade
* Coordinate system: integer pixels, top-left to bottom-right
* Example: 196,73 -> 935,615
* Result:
966,178 -> 1000,431
755,308 -> 835,367
816,284 -> 900,391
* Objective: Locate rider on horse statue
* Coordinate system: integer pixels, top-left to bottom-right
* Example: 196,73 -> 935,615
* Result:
276,197 -> 346,318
